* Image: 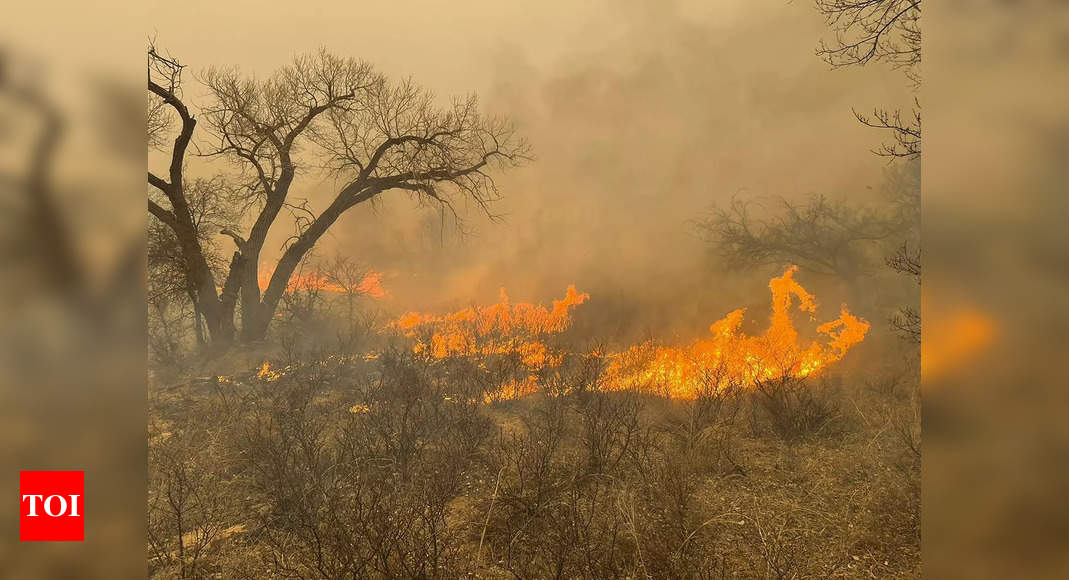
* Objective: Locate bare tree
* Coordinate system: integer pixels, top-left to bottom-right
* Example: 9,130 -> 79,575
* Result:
147,46 -> 528,345
854,100 -> 920,159
697,194 -> 902,284
148,177 -> 239,347
815,0 -> 921,159
887,241 -> 920,342
321,255 -> 376,348
812,0 -> 923,340
148,46 -> 241,344
881,163 -> 920,343
816,0 -> 920,79
276,253 -> 329,328
698,161 -> 919,340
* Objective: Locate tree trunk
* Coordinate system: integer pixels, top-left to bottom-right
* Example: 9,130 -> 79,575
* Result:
240,196 -> 353,343
199,291 -> 236,345
241,308 -> 272,345
238,247 -> 264,344
188,289 -> 205,347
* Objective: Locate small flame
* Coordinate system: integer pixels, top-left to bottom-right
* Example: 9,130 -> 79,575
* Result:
484,376 -> 540,404
257,267 -> 387,298
392,285 -> 589,369
256,362 -> 283,382
353,270 -> 386,298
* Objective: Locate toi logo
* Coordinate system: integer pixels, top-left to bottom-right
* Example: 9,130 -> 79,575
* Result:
19,471 -> 84,541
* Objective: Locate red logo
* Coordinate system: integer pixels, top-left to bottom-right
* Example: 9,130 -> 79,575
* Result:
19,471 -> 84,541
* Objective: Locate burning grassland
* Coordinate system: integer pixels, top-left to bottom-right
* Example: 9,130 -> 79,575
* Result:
601,266 -> 870,398
390,285 -> 590,369
383,266 -> 870,400
257,267 -> 387,298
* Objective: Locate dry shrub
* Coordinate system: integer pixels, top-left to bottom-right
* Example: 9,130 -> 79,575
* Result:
147,351 -> 919,578
752,376 -> 843,442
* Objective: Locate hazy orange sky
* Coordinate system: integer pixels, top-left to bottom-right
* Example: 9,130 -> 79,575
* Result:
149,0 -> 912,333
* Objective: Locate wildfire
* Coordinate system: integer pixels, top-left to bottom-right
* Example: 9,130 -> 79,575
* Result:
484,376 -> 540,404
352,271 -> 387,298
383,267 -> 868,401
256,268 -> 387,298
256,361 -> 285,382
392,285 -> 589,369
601,266 -> 870,398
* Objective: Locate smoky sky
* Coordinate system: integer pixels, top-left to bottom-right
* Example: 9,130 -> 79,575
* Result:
151,0 -> 912,341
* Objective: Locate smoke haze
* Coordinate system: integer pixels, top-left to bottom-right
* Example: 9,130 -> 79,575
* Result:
149,0 -> 910,343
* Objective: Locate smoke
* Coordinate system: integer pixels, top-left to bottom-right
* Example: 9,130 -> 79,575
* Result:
3,0 -> 1069,576
301,0 -> 911,345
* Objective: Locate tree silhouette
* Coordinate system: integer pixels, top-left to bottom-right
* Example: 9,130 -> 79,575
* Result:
147,46 -> 528,344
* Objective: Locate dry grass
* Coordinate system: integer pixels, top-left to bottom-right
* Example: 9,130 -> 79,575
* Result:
148,350 -> 919,578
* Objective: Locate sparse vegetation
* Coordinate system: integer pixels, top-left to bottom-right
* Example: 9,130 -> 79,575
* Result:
149,346 -> 919,578
146,3 -> 922,576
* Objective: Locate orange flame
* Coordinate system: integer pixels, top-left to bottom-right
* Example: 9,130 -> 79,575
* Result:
392,285 -> 589,369
602,266 -> 870,398
484,376 -> 540,404
257,268 -> 387,298
352,270 -> 386,298
388,267 -> 868,401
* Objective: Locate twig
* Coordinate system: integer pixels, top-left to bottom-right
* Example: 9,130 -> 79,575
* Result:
476,466 -> 506,566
